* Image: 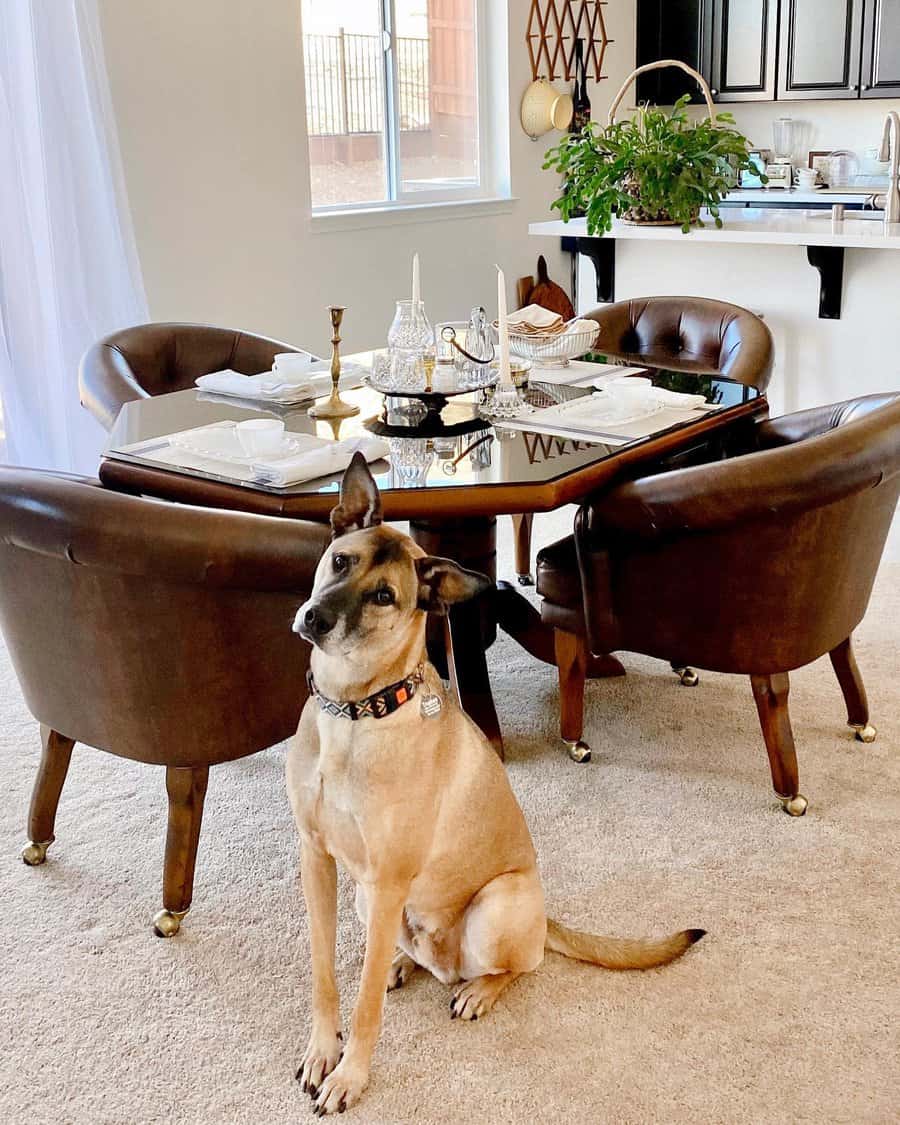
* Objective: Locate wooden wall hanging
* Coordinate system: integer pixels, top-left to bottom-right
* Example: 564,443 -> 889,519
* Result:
526,1 -> 613,83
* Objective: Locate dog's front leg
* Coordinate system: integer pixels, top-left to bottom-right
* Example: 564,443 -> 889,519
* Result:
297,842 -> 342,1097
313,881 -> 407,1116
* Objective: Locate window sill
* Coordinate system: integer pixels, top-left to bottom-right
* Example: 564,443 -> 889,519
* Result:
308,196 -> 518,234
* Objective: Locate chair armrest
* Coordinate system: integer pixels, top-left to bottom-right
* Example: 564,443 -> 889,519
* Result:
754,394 -> 900,449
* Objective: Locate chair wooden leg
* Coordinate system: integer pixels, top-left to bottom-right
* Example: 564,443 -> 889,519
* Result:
829,636 -> 876,743
22,726 -> 75,866
154,765 -> 209,937
510,513 -> 535,585
750,674 -> 807,816
554,629 -> 590,763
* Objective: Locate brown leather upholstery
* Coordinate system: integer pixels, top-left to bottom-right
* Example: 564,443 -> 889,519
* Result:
79,322 -> 305,430
0,468 -> 330,931
586,297 -> 774,391
537,393 -> 900,810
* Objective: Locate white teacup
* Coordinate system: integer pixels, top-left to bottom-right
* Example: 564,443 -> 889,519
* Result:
607,376 -> 653,407
795,168 -> 818,190
235,418 -> 285,457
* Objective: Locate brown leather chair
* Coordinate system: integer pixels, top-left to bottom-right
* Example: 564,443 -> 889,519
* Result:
536,394 -> 900,815
510,297 -> 774,584
79,322 -> 307,430
0,468 -> 330,934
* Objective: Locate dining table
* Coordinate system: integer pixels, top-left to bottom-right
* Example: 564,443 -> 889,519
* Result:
99,356 -> 767,757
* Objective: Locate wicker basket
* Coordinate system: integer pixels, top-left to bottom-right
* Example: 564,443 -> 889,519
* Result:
607,59 -> 715,227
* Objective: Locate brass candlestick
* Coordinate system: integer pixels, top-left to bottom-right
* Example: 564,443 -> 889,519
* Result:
308,305 -> 360,420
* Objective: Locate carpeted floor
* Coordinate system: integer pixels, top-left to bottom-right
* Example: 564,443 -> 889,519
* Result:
1,510 -> 898,1125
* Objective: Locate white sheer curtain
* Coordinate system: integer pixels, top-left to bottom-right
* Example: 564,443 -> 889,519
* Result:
0,0 -> 147,472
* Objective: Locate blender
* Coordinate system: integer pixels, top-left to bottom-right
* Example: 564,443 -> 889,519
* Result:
766,118 -> 794,189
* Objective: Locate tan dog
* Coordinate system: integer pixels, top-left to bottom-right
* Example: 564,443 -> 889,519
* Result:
287,454 -> 704,1115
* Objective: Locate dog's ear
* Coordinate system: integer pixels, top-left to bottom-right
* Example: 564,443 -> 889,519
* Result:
331,452 -> 383,539
415,556 -> 492,614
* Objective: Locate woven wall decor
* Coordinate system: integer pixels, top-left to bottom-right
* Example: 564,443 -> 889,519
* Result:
526,0 -> 613,83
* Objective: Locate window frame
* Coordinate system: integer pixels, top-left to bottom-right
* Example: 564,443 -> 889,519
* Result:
304,0 -> 495,215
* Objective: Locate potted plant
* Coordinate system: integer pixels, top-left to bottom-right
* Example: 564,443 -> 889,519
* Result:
544,61 -> 763,234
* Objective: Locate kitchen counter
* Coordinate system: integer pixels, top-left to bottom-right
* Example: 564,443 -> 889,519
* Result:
529,211 -> 900,250
530,210 -> 900,319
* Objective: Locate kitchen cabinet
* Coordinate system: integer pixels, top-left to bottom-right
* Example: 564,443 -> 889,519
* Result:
636,0 -> 709,105
709,0 -> 777,101
636,0 -> 898,103
778,0 -> 863,100
861,0 -> 900,98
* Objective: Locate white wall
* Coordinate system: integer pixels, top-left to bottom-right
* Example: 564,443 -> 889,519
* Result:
98,0 -> 623,358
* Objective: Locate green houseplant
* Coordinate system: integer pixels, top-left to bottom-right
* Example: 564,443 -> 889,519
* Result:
544,63 -> 762,235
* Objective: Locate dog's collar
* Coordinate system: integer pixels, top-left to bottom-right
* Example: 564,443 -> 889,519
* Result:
307,663 -> 426,721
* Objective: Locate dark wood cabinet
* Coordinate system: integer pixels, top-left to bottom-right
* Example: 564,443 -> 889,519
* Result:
777,0 -> 863,99
861,0 -> 900,98
709,0 -> 777,101
636,0 -> 710,106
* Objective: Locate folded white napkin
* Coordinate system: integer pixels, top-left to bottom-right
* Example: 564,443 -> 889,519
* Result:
506,304 -> 565,334
251,434 -> 389,487
196,362 -> 368,404
564,318 -> 601,337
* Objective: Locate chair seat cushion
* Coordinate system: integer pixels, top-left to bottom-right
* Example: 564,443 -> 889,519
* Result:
536,535 -> 581,607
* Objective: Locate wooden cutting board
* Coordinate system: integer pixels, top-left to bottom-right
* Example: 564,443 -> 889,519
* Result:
519,254 -> 575,320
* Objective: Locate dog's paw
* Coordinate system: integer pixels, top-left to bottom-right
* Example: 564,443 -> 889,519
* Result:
296,1030 -> 343,1099
313,1056 -> 369,1116
387,950 -> 417,992
449,976 -> 507,1021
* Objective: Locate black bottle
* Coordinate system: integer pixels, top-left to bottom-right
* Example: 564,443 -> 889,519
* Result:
570,38 -> 591,133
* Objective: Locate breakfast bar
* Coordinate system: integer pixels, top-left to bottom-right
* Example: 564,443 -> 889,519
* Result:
531,209 -> 900,320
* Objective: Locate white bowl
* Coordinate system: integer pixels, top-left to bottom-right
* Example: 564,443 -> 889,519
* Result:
235,419 -> 285,457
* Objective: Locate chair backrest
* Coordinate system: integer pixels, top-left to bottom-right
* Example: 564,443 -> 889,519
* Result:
0,469 -> 330,766
585,297 -> 774,391
577,394 -> 900,674
79,322 -> 303,430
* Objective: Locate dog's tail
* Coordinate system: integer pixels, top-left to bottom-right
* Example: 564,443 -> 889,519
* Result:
545,917 -> 706,970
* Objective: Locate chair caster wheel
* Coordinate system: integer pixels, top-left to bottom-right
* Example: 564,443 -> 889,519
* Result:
851,723 -> 876,744
565,740 -> 592,763
153,908 -> 188,938
674,666 -> 700,687
22,840 -> 51,866
516,573 -> 534,586
780,794 -> 808,817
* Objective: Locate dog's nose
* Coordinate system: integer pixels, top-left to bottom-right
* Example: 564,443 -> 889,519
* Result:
302,604 -> 336,638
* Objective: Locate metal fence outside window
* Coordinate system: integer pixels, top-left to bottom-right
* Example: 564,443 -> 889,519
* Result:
303,31 -> 430,137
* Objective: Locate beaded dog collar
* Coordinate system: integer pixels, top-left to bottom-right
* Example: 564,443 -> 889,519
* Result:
307,662 -> 442,721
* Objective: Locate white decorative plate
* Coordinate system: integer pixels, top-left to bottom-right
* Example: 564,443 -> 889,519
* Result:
169,422 -> 309,467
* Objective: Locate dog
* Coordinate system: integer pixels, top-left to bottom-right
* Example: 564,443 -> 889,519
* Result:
286,453 -> 705,1115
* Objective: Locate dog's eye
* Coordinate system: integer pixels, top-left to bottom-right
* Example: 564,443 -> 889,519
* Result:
332,553 -> 349,573
372,587 -> 394,606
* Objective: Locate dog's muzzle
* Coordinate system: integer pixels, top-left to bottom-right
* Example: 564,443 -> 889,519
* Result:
293,601 -> 336,643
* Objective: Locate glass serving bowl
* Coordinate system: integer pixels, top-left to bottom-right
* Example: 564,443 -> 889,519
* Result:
506,323 -> 600,367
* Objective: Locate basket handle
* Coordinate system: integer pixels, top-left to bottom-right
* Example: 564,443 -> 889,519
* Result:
607,59 -> 716,125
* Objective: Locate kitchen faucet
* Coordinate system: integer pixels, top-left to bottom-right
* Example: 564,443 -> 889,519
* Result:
876,111 -> 900,224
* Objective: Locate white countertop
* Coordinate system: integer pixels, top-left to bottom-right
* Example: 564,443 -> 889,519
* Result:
725,187 -> 880,205
529,209 -> 900,250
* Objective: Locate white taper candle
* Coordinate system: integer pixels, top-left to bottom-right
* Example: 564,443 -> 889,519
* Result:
496,264 -> 512,387
412,252 -> 420,307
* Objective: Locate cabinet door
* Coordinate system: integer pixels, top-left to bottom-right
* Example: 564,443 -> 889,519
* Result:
636,0 -> 711,106
710,0 -> 777,101
778,0 -> 863,99
861,0 -> 900,97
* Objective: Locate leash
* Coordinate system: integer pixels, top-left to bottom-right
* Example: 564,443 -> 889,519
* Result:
306,662 -> 444,721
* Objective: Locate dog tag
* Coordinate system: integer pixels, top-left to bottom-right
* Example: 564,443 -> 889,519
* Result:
420,691 -> 443,718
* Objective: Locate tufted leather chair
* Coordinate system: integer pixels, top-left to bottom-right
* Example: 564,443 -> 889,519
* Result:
510,297 -> 773,584
0,468 -> 330,934
586,296 -> 774,391
79,322 -> 307,431
536,394 -> 900,815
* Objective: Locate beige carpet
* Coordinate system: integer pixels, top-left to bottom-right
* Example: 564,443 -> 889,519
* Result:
1,509 -> 898,1125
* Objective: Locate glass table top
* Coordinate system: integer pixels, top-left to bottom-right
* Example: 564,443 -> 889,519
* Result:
104,364 -> 759,499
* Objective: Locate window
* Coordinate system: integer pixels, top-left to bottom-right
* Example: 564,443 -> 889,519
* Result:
302,0 -> 488,211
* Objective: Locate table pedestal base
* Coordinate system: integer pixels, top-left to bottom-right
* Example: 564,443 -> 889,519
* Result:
409,519 -> 625,760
